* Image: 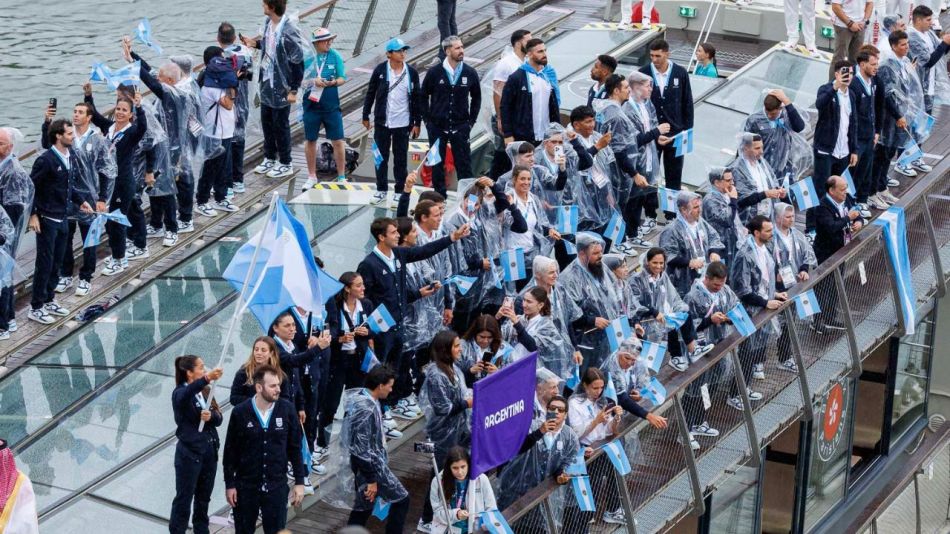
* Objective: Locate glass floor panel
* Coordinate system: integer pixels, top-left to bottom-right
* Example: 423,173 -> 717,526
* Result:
683,105 -> 748,187
316,206 -> 391,278
546,29 -> 651,82
705,49 -> 828,114
41,496 -> 168,533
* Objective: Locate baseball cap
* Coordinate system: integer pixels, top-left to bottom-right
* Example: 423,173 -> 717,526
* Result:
385,38 -> 411,52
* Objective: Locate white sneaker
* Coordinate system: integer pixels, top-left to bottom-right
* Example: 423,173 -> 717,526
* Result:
385,427 -> 403,439
266,164 -> 294,179
311,462 -> 327,476
127,246 -> 150,261
782,39 -> 798,49
748,390 -> 764,401
689,437 -> 701,450
163,231 -> 179,247
302,176 -> 319,191
233,182 -> 246,194
880,190 -> 900,204
668,356 -> 688,372
313,446 -> 329,463
856,203 -> 872,219
383,412 -> 397,430
102,259 -> 125,277
196,204 -> 218,217
752,363 -> 765,381
177,220 -> 195,233
393,399 -> 420,419
370,191 -> 387,206
213,199 -> 239,213
911,159 -> 932,172
8,319 -> 18,332
43,301 -> 70,317
867,195 -> 889,210
602,509 -> 626,525
225,188 -> 235,201
887,178 -> 901,187
689,343 -> 715,363
303,477 -> 315,496
417,519 -> 433,533
75,279 -> 91,297
0,330 -> 9,340
727,396 -> 744,411
894,165 -> 917,178
407,393 -> 420,411
806,46 -> 820,55
690,421 -> 720,437
778,358 -> 799,373
145,225 -> 162,237
54,277 -> 72,293
254,159 -> 276,174
28,308 -> 54,324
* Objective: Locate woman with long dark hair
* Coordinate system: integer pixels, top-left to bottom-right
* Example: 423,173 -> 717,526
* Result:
429,446 -> 498,534
170,355 -> 223,534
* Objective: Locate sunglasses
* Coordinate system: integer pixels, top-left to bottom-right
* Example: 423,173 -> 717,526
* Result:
548,406 -> 567,414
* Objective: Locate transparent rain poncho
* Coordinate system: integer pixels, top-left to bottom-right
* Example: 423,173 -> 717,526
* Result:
658,195 -> 725,297
494,422 -> 580,511
731,133 -> 781,225
418,362 -> 471,463
742,101 -> 813,182
496,141 -> 564,218
600,342 -> 650,401
532,123 -> 584,213
561,126 -> 618,230
558,233 -> 625,369
403,256 -> 442,351
519,257 -> 582,353
329,388 -> 408,511
877,53 -> 926,149
702,167 -> 748,267
593,98 -> 636,206
133,99 -> 177,197
683,277 -> 740,347
908,26 -> 950,112
502,189 -> 553,267
413,223 -> 455,340
70,126 -> 117,221
459,337 -> 518,379
256,12 -> 309,109
0,137 -> 35,258
223,43 -> 256,140
602,254 -> 649,322
621,92 -> 662,187
629,255 -> 690,343
770,202 -> 817,290
504,312 -> 573,379
0,207 -> 17,289
730,237 -> 780,338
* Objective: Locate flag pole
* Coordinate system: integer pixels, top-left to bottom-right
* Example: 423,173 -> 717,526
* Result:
199,192 -> 280,431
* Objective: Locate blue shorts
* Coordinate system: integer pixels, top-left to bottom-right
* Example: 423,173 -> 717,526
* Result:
303,108 -> 344,142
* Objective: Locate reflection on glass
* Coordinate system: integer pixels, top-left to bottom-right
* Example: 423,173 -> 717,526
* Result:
40,496 -> 167,533
316,208 -> 385,278
709,464 -> 759,533
804,377 -> 853,531
682,105 -> 746,187
706,50 -> 827,114
891,313 -> 933,442
545,30 -> 651,81
689,74 -> 725,100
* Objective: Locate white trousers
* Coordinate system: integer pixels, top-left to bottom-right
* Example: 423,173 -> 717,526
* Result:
785,0 -> 817,47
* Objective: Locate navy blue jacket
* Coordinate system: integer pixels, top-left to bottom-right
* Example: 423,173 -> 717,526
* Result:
363,62 -> 423,128
849,73 -> 879,149
172,377 -> 222,456
274,337 -> 323,412
86,97 -> 149,185
223,397 -> 306,490
357,236 -> 455,326
813,82 -> 857,157
638,63 -> 693,135
421,62 -> 482,131
29,149 -> 91,219
814,195 -> 858,264
499,68 -> 560,141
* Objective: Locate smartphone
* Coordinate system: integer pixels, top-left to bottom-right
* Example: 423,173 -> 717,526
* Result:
503,296 -> 514,309
49,98 -> 57,110
554,145 -> 564,160
546,411 -> 558,421
426,281 -> 438,290
481,351 -> 494,363
839,66 -> 851,78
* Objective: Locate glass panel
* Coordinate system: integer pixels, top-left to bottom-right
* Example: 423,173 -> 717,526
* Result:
40,497 -> 168,533
682,105 -> 746,187
706,50 -> 827,114
92,406 -> 233,520
803,377 -> 854,531
545,30 -> 652,80
315,207 -> 387,278
891,313 -> 934,442
709,464 -> 760,533
31,279 -> 235,369
689,73 -> 725,100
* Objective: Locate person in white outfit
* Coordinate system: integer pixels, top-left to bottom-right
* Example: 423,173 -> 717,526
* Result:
428,446 -> 498,534
784,0 -> 818,52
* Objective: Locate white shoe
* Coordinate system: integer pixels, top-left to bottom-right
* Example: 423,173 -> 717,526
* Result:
894,165 -> 917,178
668,356 -> 688,372
782,39 -> 798,49
8,319 -> 18,332
867,195 -> 889,210
28,308 -> 55,324
102,259 -> 126,277
748,390 -> 764,401
370,191 -> 387,206
887,178 -> 901,187
806,46 -> 820,55
911,159 -> 932,172
0,330 -> 9,340
752,363 -> 765,381
313,446 -> 329,463
385,427 -> 403,439
727,396 -> 744,411
302,176 -> 319,191
266,164 -> 294,179
75,279 -> 91,297
690,421 -> 720,437
145,225 -> 162,237
254,159 -> 276,174
196,204 -> 218,217
602,509 -> 626,525
225,188 -> 235,201
880,190 -> 900,204
302,477 -> 315,496
311,462 -> 327,476
778,358 -> 799,373
213,199 -> 239,213
163,231 -> 179,247
177,220 -> 195,233
54,276 -> 72,293
855,203 -> 871,219
417,519 -> 433,533
43,301 -> 70,317
127,246 -> 150,261
233,182 -> 246,194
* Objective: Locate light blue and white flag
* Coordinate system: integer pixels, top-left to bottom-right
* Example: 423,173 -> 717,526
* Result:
372,498 -> 390,520
367,303 -> 397,334
500,248 -> 527,281
790,178 -> 819,210
913,111 -> 936,138
425,139 -> 442,166
492,344 -> 514,366
604,375 -> 618,403
602,210 -> 625,252
565,448 -> 588,476
443,274 -> 478,296
673,128 -> 694,157
726,304 -> 756,338
465,193 -> 479,214
360,347 -> 380,373
372,141 -> 384,169
566,363 -> 581,390
897,141 -> 924,168
601,439 -> 631,475
873,207 -> 916,335
556,205 -> 579,235
491,264 -> 503,289
794,289 -> 821,319
571,475 -> 596,512
134,18 -> 163,55
89,62 -> 110,83
842,168 -> 856,196
479,510 -> 515,534
658,187 -> 679,213
563,238 -> 577,255
640,376 -> 667,405
84,210 -> 131,248
605,315 -> 632,353
105,61 -> 141,89
665,311 -> 689,330
641,339 -> 667,374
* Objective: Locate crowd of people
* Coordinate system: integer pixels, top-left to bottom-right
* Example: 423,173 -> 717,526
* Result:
1,0 -> 948,533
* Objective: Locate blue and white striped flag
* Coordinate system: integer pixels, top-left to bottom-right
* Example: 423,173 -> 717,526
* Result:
89,62 -> 110,83
658,187 -> 678,213
84,210 -> 131,248
605,315 -> 632,353
913,111 -> 936,138
371,141 -> 384,169
602,210 -> 625,252
640,377 -> 667,405
106,61 -> 141,89
565,448 -> 588,476
556,205 -> 579,235
898,141 -> 924,168
443,274 -> 478,296
726,304 -> 756,338
794,289 -> 821,319
604,375 -> 618,403
665,311 -> 689,329
500,248 -> 527,281
479,510 -> 515,534
360,347 -> 380,373
491,264 -> 503,289
372,498 -> 390,520
842,168 -> 856,196
492,344 -> 514,366
571,475 -> 596,512
790,178 -> 819,210
566,363 -> 581,390
641,339 -> 667,374
465,193 -> 479,214
601,439 -> 631,475
873,207 -> 917,335
134,18 -> 163,55
563,239 -> 577,256
673,128 -> 694,157
425,139 -> 442,166
367,303 -> 396,334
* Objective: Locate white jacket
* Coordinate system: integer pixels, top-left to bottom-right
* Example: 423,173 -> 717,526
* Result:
429,472 -> 498,534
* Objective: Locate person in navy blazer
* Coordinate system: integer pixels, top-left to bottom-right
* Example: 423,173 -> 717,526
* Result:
810,60 -> 858,231
849,49 -> 883,211
500,38 -> 560,146
638,39 -> 693,218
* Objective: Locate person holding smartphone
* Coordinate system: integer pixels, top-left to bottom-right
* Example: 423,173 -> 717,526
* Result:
809,60 -> 857,233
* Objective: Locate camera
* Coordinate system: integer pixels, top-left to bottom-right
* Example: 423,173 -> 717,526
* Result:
414,441 -> 436,454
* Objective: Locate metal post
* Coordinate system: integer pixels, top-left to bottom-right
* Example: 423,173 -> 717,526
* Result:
353,0 -> 379,57
611,462 -> 639,534
321,1 -> 336,28
540,496 -> 560,533
834,266 -> 864,376
782,307 -> 815,422
922,197 -> 947,298
603,0 -> 614,22
674,393 -> 706,516
401,0 -> 419,34
730,349 -> 762,467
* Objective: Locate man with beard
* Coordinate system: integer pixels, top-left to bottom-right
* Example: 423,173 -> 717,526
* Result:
488,29 -> 531,178
500,38 -> 559,147
587,54 -> 618,107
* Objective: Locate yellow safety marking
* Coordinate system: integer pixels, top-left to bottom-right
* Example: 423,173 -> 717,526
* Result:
313,183 -> 374,191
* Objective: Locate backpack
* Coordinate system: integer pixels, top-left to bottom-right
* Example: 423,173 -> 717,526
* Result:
202,56 -> 239,90
315,141 -> 359,175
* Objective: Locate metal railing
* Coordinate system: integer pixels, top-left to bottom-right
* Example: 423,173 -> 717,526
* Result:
499,159 -> 950,531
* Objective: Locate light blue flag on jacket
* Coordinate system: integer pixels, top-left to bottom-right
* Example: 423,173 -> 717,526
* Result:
479,510 -> 515,534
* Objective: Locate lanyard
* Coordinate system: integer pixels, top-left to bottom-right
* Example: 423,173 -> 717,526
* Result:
374,247 -> 396,272
679,218 -> 704,257
251,400 -> 272,429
